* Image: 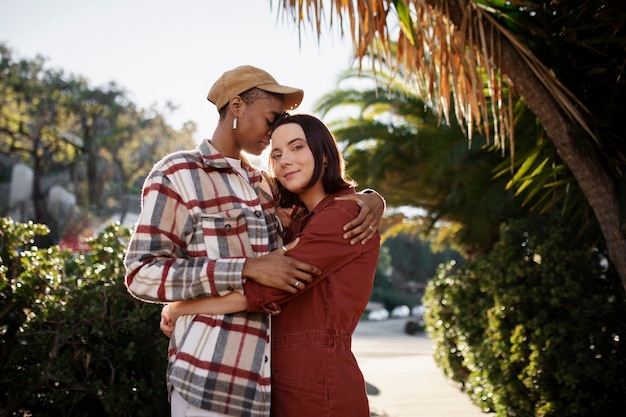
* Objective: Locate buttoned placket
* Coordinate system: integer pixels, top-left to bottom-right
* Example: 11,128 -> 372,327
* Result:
233,167 -> 274,384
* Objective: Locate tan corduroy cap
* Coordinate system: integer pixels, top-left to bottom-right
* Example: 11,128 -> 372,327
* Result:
207,65 -> 304,111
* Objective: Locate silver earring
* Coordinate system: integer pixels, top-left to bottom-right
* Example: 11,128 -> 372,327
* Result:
232,117 -> 238,130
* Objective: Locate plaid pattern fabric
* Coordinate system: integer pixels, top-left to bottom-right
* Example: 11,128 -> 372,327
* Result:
124,139 -> 280,416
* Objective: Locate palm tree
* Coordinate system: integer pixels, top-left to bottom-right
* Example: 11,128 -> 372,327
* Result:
315,67 -> 575,258
273,0 -> 626,289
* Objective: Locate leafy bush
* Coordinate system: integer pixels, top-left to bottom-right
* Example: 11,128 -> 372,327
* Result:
423,217 -> 626,416
0,218 -> 169,416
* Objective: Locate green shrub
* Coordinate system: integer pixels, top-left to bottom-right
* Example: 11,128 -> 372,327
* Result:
423,217 -> 626,416
0,218 -> 169,416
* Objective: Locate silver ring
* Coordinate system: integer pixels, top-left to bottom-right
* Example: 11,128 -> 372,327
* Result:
294,280 -> 300,288
282,246 -> 288,254
368,225 -> 374,232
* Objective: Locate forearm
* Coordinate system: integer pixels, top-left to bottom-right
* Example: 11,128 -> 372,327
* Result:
336,188 -> 385,245
169,292 -> 248,320
125,252 -> 245,302
360,188 -> 386,213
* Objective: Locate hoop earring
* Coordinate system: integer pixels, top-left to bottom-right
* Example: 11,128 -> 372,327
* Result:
232,117 -> 238,130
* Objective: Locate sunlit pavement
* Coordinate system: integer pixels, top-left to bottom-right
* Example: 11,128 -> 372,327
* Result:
353,319 -> 490,417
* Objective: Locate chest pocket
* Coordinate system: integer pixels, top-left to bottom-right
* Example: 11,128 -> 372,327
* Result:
191,209 -> 255,259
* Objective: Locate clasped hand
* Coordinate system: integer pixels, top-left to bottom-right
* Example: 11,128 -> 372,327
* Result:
242,237 -> 319,293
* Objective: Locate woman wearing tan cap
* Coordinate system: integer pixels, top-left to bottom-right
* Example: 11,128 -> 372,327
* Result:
125,65 -> 384,417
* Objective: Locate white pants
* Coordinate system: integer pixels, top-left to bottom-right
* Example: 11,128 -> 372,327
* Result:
170,389 -> 230,417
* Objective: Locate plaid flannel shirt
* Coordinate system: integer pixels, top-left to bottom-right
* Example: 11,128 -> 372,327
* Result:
124,139 -> 280,417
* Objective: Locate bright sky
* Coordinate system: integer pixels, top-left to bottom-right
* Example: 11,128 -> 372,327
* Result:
0,0 -> 356,143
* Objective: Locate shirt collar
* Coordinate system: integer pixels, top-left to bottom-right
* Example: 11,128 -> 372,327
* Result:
197,139 -> 262,185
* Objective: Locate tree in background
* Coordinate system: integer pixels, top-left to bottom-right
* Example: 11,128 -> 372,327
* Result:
106,102 -> 198,226
0,44 -> 197,245
315,67 -> 533,257
274,0 -> 626,290
0,45 -> 79,236
63,80 -> 127,210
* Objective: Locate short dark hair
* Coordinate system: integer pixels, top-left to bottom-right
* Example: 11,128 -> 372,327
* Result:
270,113 -> 356,208
218,87 -> 284,118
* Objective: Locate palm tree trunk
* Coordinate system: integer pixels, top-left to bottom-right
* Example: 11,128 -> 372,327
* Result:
435,0 -> 626,290
502,44 -> 626,290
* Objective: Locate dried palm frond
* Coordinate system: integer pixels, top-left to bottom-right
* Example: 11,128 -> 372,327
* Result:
273,0 -> 597,151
